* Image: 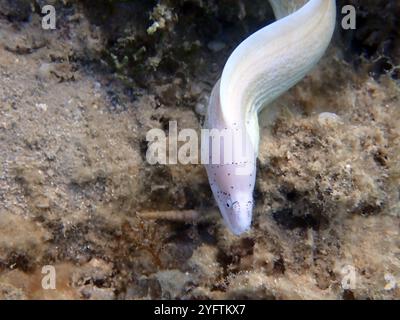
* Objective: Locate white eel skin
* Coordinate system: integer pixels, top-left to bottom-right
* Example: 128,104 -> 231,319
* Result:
205,0 -> 336,235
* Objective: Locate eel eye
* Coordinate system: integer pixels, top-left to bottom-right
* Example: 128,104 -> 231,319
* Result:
226,199 -> 232,208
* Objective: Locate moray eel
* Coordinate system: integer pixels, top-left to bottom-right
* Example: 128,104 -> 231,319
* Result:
204,0 -> 336,235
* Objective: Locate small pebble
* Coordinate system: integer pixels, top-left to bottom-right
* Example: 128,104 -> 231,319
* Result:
35,103 -> 48,112
318,112 -> 342,125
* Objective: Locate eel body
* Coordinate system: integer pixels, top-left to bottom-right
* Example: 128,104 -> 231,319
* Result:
204,0 -> 336,235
